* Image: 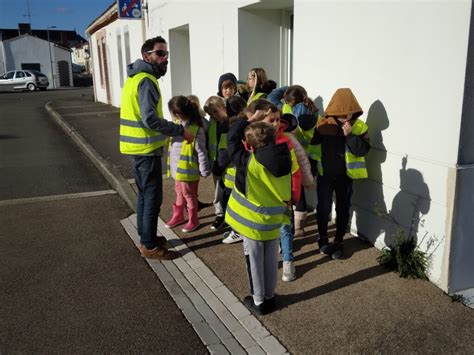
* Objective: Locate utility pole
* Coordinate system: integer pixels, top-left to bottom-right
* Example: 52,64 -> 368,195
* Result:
47,26 -> 56,89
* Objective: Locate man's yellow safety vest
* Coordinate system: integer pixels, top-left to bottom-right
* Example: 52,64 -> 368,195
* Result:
120,72 -> 167,155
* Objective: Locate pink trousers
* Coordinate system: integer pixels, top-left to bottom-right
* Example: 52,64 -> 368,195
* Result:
175,181 -> 199,210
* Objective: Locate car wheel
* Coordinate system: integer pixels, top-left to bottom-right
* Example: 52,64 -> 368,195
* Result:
27,83 -> 36,91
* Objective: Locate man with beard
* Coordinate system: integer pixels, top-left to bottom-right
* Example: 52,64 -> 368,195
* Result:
120,36 -> 193,260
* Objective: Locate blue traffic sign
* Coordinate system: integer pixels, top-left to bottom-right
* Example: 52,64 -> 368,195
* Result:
117,0 -> 142,19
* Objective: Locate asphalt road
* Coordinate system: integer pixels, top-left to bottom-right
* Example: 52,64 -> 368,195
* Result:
0,89 -> 109,200
0,88 -> 206,353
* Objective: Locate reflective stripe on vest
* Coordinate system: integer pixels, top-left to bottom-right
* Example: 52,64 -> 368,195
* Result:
225,154 -> 291,241
217,133 -> 236,189
119,72 -> 166,155
208,120 -> 218,164
170,124 -> 200,182
317,119 -> 369,179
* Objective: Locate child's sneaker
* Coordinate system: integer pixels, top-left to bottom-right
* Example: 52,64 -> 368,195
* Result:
211,216 -> 227,230
282,261 -> 296,282
222,230 -> 243,244
243,296 -> 267,316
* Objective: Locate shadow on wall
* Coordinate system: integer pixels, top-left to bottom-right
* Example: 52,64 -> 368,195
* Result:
353,100 -> 431,248
353,100 -> 390,243
384,156 -> 431,247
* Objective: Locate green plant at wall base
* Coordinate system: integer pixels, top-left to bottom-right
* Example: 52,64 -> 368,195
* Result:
377,230 -> 428,280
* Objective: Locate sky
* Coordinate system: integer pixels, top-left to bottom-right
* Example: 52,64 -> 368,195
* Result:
0,0 -> 115,38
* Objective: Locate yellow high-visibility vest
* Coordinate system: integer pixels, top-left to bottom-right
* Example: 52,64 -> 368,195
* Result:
225,153 -> 291,241
167,123 -> 200,182
208,120 -> 218,164
120,72 -> 167,155
317,118 -> 369,179
217,133 -> 236,189
247,92 -> 265,106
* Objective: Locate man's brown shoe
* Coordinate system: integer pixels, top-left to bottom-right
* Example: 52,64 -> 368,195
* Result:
139,245 -> 180,260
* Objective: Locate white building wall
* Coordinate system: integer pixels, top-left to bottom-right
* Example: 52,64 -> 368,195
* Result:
292,0 -> 471,290
89,18 -> 144,106
146,1 -> 253,119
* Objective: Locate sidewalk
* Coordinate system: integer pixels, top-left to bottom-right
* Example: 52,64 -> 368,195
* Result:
47,94 -> 474,354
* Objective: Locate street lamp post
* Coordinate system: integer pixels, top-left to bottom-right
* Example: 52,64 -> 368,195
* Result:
47,26 -> 56,89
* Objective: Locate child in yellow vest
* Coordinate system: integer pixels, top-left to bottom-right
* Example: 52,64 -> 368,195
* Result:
165,96 -> 211,233
312,88 -> 370,259
203,96 -> 229,230
225,118 -> 292,316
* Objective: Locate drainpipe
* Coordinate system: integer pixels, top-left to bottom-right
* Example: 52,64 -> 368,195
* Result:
1,32 -> 7,73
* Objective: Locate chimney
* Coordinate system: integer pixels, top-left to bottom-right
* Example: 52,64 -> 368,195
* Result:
18,23 -> 31,35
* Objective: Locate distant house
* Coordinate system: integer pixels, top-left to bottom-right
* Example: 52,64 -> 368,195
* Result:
71,42 -> 90,73
0,34 -> 73,88
0,23 -> 85,87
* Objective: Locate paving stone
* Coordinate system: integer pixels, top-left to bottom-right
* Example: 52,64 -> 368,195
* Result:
181,304 -> 204,325
216,309 -> 244,332
195,265 -> 215,280
194,281 -> 215,301
240,315 -> 270,340
162,280 -> 186,299
174,258 -> 193,276
149,261 -> 174,283
207,318 -> 233,341
213,286 -> 239,306
163,259 -> 185,280
188,257 -> 206,270
257,336 -> 287,354
206,294 -> 227,315
203,275 -> 224,289
228,301 -> 251,320
193,322 -> 221,346
233,329 -> 258,349
182,250 -> 197,261
175,276 -> 205,306
221,337 -> 246,354
246,345 -> 266,355
184,269 -> 202,287
208,343 -> 230,355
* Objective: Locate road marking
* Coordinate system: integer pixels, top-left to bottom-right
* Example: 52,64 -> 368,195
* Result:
52,104 -> 107,109
60,110 -> 120,116
0,190 -> 117,206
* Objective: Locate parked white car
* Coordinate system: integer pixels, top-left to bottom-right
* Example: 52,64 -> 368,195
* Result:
0,70 -> 49,92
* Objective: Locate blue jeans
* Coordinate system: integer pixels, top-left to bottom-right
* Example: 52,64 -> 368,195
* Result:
280,210 -> 295,262
130,155 -> 163,249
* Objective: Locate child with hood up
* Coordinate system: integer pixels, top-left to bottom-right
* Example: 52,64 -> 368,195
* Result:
311,88 -> 370,259
217,73 -> 238,100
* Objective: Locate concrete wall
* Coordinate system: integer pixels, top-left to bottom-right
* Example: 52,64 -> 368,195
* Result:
89,18 -> 144,106
292,0 -> 471,290
146,1 -> 254,119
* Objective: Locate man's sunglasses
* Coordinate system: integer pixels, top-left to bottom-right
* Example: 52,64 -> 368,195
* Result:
146,49 -> 169,57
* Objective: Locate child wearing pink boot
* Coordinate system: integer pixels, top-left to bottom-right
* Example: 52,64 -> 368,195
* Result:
165,96 -> 211,233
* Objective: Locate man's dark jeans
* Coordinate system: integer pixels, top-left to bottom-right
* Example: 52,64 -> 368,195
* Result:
130,155 -> 163,249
